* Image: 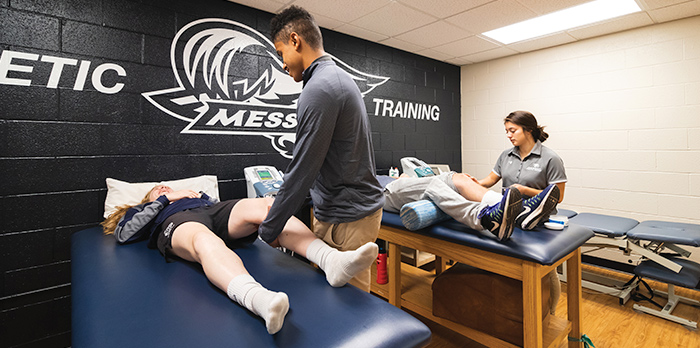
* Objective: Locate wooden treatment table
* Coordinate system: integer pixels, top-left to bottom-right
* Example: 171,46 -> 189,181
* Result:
373,212 -> 594,348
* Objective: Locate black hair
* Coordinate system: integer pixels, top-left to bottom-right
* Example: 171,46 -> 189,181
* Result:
270,5 -> 323,50
504,111 -> 549,142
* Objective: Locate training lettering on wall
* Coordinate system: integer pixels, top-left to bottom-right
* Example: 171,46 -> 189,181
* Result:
0,18 -> 446,160
0,49 -> 126,94
372,98 -> 441,122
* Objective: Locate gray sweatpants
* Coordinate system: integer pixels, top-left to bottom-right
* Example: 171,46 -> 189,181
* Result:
383,172 -> 560,313
383,172 -> 501,230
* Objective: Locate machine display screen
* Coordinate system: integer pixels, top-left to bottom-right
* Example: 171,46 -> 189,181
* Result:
257,170 -> 273,180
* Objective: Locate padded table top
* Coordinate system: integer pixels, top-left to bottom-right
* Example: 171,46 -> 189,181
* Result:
569,212 -> 639,238
72,227 -> 431,348
627,221 -> 700,247
381,212 -> 593,266
635,256 -> 700,288
557,208 -> 578,219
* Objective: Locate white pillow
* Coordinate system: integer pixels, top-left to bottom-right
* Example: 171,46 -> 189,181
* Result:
103,175 -> 220,218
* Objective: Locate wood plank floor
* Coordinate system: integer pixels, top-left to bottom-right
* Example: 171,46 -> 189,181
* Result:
377,264 -> 700,348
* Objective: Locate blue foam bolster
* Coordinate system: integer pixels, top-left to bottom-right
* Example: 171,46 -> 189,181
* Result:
400,200 -> 451,231
71,227 -> 431,348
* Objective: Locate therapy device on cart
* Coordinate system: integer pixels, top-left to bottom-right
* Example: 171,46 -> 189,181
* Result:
244,166 -> 284,198
401,157 -> 436,178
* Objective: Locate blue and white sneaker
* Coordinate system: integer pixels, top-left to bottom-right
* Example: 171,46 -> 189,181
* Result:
478,187 -> 523,241
516,184 -> 561,230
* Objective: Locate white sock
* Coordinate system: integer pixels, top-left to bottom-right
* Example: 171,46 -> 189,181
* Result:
305,239 -> 378,287
226,274 -> 289,334
482,190 -> 502,206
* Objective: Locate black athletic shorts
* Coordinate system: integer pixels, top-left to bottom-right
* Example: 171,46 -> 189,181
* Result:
155,198 -> 253,259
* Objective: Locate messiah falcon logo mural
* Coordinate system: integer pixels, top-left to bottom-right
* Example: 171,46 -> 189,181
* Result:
143,18 -> 389,158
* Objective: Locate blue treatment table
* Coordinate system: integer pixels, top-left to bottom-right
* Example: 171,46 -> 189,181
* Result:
565,216 -> 700,328
568,212 -> 641,304
627,221 -> 700,328
556,208 -> 578,219
570,212 -> 639,238
374,212 -> 594,348
71,227 -> 431,348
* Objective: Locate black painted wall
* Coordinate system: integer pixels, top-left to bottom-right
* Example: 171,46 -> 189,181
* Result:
0,0 -> 460,346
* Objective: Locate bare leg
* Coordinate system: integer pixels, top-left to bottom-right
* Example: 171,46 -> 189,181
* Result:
226,197 -> 316,257
453,173 -> 503,206
452,173 -> 489,202
171,221 -> 248,290
227,198 -> 378,287
548,269 -> 561,314
170,222 -> 288,334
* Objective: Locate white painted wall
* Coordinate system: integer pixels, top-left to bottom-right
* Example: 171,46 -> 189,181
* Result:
461,15 -> 700,226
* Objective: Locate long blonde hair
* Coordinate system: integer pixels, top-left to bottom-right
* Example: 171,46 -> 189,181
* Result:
101,187 -> 157,235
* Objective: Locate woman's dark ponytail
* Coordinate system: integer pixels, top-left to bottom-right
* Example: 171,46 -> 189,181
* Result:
504,111 -> 548,143
535,125 -> 549,142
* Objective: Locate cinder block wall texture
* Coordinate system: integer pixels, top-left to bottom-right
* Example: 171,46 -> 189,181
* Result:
461,15 -> 700,226
0,0 -> 460,346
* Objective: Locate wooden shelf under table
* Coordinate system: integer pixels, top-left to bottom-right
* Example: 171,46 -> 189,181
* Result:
372,262 -> 571,348
373,225 -> 583,348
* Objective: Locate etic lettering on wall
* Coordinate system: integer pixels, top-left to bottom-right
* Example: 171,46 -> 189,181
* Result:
0,18 -> 447,158
0,50 -> 126,94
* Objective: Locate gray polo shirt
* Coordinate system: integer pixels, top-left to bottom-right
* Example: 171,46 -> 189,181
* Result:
257,55 -> 384,243
493,141 -> 567,197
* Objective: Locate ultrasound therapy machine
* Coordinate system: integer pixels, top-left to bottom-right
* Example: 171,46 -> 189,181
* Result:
244,166 -> 284,198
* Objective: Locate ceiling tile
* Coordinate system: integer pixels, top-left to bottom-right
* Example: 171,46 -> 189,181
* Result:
462,46 -> 519,63
446,56 -> 475,65
640,0 -> 696,11
229,0 -> 699,66
314,13 -> 347,30
445,0 -> 538,34
394,20 -> 473,48
515,0 -> 592,15
378,37 -> 428,53
291,0 -> 393,22
416,48 -> 454,61
397,0 -> 491,19
334,24 -> 390,42
231,0 -> 286,13
351,2 -> 438,37
507,32 -> 577,53
647,0 -> 700,22
432,35 -> 500,57
567,12 -> 655,40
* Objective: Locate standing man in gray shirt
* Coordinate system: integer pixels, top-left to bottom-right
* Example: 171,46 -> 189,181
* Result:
259,5 -> 384,291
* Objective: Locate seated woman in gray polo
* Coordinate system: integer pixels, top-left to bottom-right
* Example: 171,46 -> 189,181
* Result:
479,110 -> 567,201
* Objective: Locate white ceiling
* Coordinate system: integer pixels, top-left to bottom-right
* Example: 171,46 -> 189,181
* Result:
230,0 -> 700,66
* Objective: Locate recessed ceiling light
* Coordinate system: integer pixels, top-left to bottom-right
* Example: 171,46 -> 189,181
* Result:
482,0 -> 642,44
